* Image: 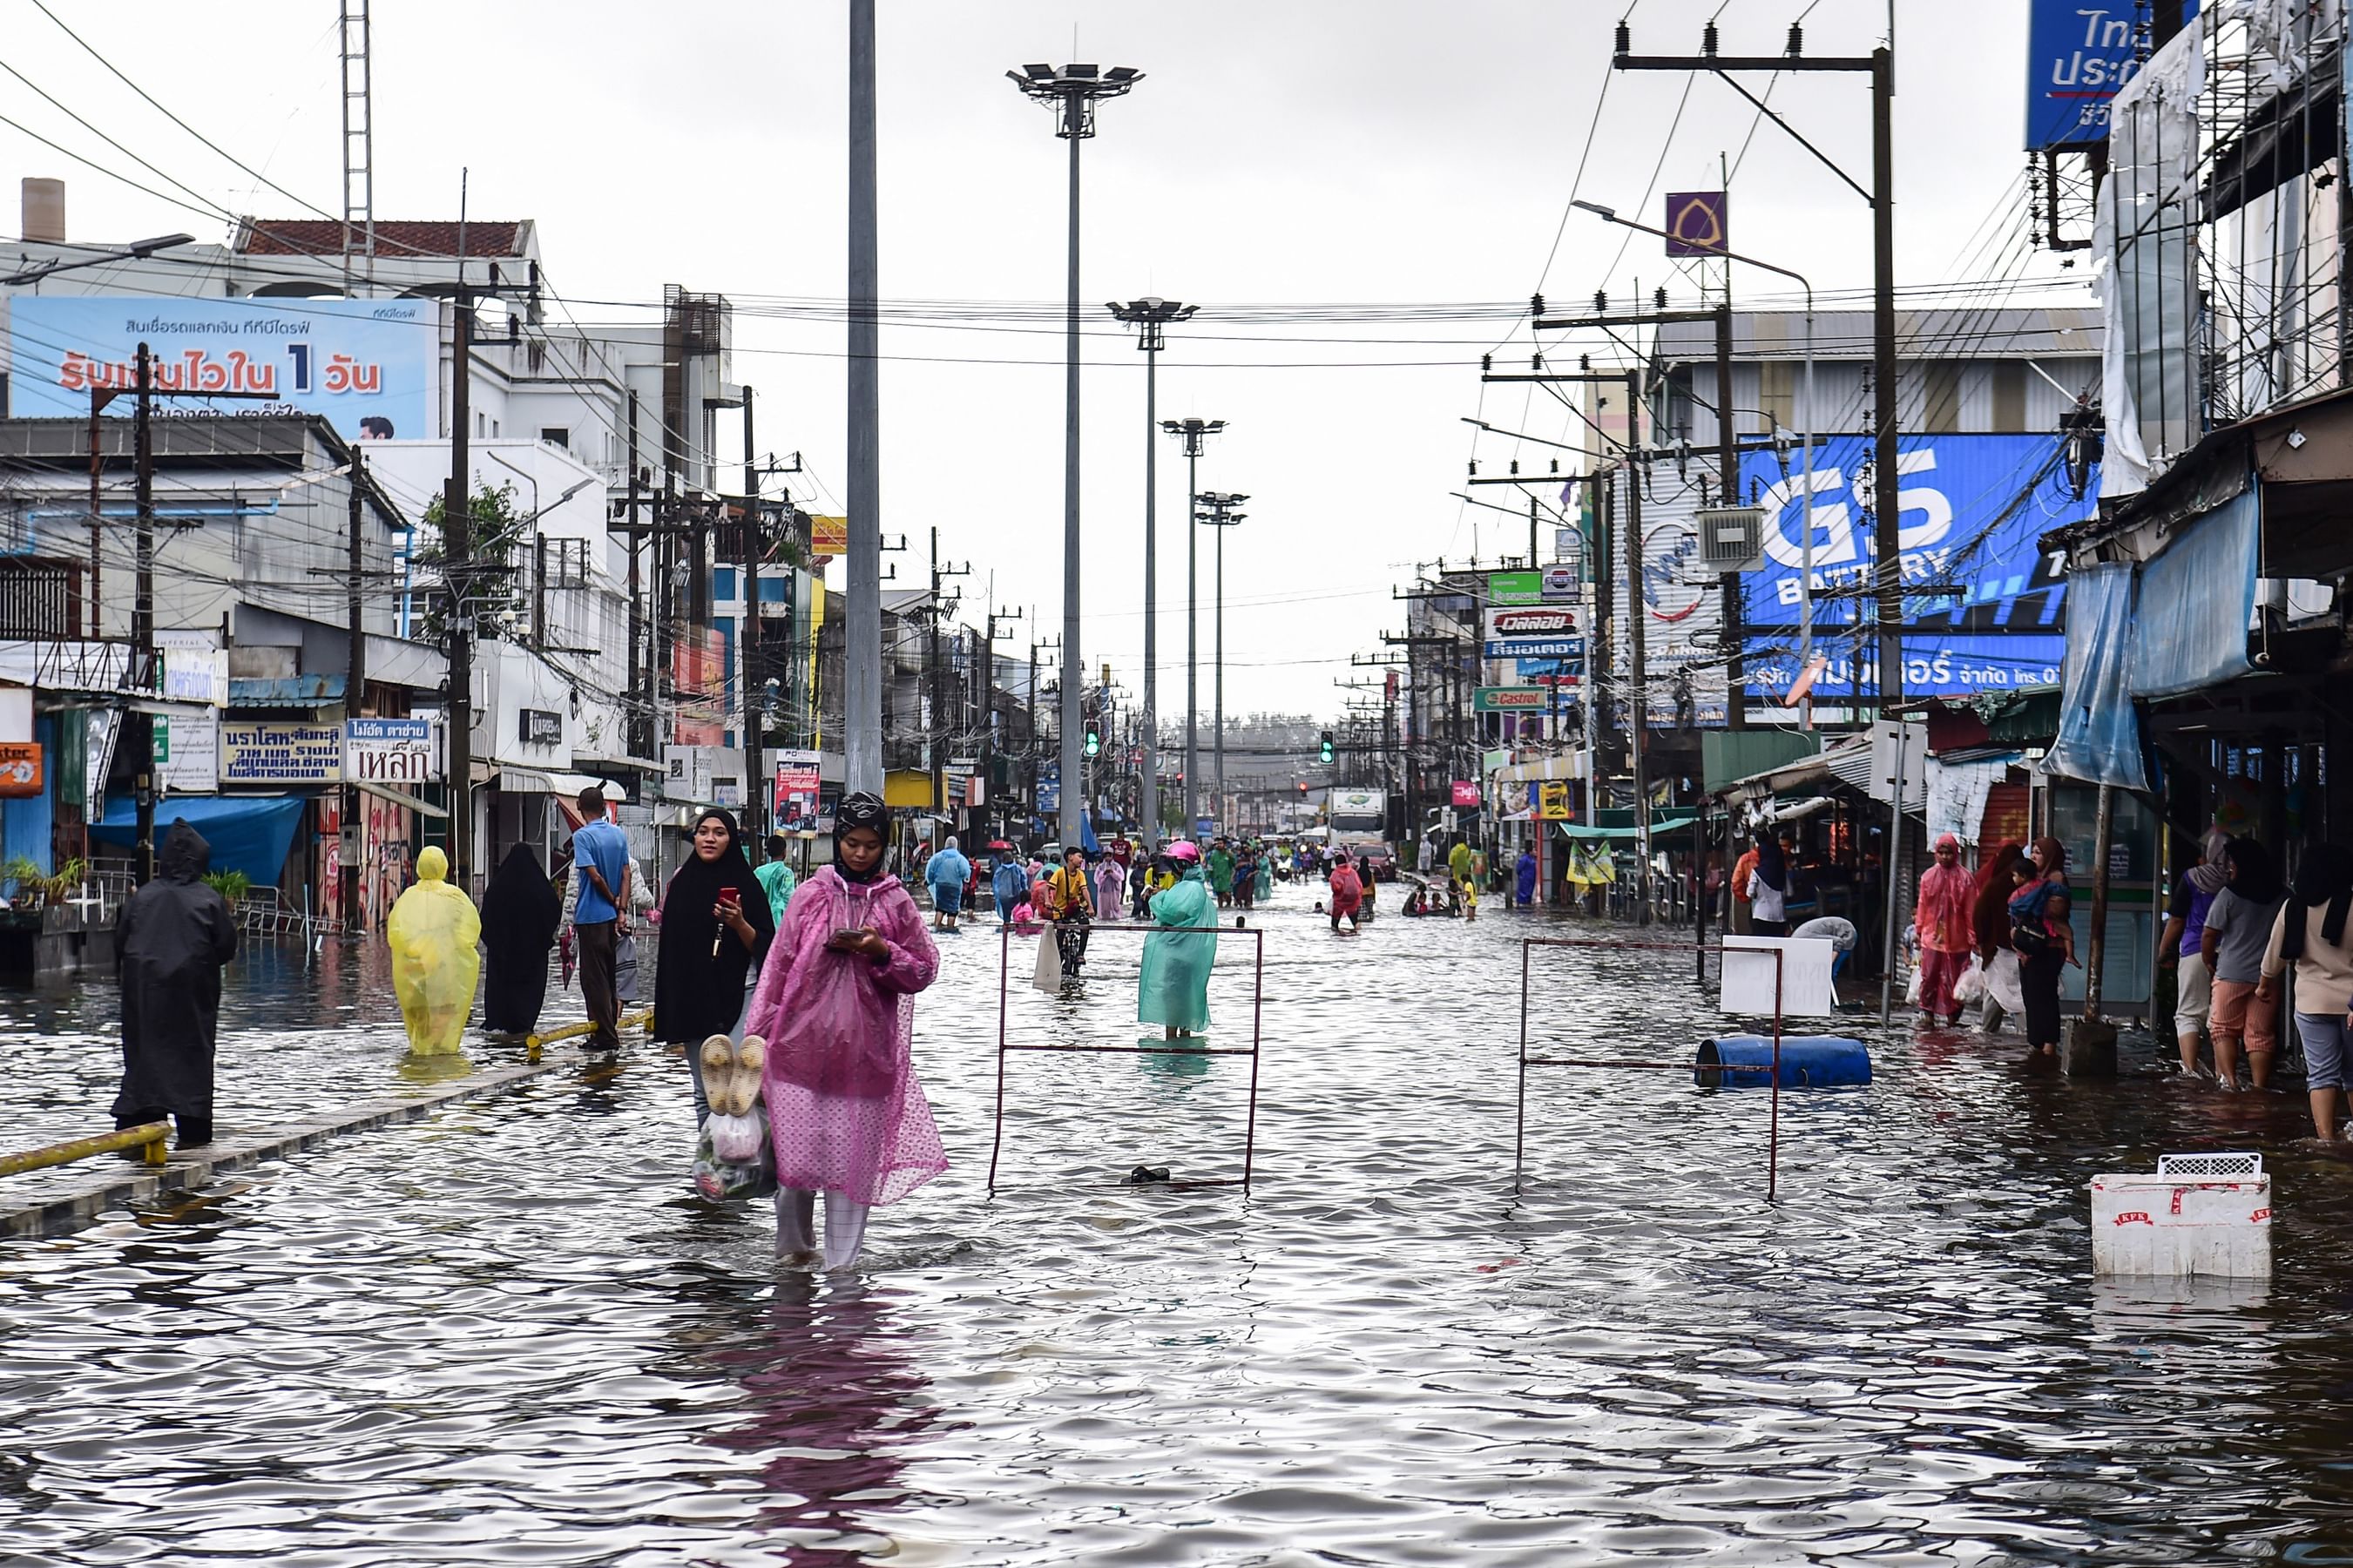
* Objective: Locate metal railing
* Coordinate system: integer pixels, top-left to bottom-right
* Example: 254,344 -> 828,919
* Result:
0,1119 -> 171,1177
990,921 -> 1265,1194
523,1008 -> 654,1061
1517,938 -> 1787,1200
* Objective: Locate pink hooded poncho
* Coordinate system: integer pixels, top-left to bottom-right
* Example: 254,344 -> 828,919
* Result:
1913,835 -> 1977,955
744,866 -> 945,1206
1329,861 -> 1363,916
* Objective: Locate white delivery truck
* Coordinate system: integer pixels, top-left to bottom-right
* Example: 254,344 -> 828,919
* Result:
1326,787 -> 1394,879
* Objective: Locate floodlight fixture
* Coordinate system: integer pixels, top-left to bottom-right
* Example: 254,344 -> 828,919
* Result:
1006,59 -> 1145,137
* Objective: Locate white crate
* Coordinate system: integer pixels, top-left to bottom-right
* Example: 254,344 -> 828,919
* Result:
2091,1157 -> 2272,1279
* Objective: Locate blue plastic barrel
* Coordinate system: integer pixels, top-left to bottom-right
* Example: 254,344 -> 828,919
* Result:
1695,1034 -> 1870,1090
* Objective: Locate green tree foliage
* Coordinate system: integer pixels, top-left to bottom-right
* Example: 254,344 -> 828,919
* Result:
413,482 -> 527,645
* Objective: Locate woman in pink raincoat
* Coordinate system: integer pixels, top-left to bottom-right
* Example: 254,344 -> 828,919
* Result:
1912,832 -> 1978,1025
1328,856 -> 1364,931
744,791 -> 944,1270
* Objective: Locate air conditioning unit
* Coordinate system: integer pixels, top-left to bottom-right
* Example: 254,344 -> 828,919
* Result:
1698,506 -> 1765,571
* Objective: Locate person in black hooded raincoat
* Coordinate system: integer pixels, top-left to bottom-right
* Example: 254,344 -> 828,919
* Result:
479,843 -> 563,1035
112,819 -> 239,1147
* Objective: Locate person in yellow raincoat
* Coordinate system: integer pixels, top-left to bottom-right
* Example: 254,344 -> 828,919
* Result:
388,845 -> 481,1054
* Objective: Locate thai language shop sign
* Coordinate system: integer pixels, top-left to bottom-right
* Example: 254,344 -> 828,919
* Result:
1737,432 -> 2088,703
2025,0 -> 2196,150
345,718 -> 438,783
220,720 -> 343,785
6,296 -> 433,440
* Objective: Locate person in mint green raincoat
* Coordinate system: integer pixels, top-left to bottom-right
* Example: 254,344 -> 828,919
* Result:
1139,841 -> 1219,1037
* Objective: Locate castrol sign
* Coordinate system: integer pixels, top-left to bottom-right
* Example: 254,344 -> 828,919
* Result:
1484,605 -> 1580,641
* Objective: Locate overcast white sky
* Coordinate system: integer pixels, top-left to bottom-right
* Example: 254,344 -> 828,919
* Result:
1,0 -> 2083,719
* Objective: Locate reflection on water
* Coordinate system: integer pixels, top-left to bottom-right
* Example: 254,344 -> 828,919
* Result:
703,1278 -> 936,1565
9,900 -> 2353,1561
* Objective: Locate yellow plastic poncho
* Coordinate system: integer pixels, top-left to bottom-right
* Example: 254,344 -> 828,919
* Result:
387,846 -> 481,1055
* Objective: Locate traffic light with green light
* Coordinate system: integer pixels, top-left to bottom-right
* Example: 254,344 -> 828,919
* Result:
1318,730 -> 1334,764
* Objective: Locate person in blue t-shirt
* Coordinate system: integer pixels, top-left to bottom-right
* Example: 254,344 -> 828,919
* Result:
570,786 -> 633,1051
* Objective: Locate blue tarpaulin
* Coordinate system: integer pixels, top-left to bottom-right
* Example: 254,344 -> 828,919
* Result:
91,795 -> 308,886
2129,486 -> 2261,699
2045,563 -> 2149,791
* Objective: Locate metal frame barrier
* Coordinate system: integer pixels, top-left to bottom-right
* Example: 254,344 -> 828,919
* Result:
1516,938 -> 1788,1200
989,921 -> 1265,1195
1,1119 -> 171,1176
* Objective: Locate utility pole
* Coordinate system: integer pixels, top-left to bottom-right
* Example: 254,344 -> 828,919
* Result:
983,598 -> 1022,837
1195,490 -> 1247,834
623,390 -> 645,760
1108,297 -> 1194,850
740,389 -> 764,846
1160,416 -> 1224,838
445,279 -> 475,889
926,525 -> 970,833
347,446 -> 368,929
1622,369 -> 1653,926
87,392 -> 104,636
132,343 -> 155,886
1715,298 -> 1745,730
1614,20 -> 1899,713
1027,618 -> 1062,835
847,0 -> 884,798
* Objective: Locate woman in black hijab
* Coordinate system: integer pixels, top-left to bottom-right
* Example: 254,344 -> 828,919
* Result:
657,808 -> 775,1049
480,843 -> 563,1035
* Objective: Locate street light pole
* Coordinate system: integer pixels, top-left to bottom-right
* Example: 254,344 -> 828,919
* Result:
1195,490 -> 1247,834
1569,201 -> 1818,706
1160,416 -> 1223,838
1108,297 -> 1196,851
847,1 -> 883,798
1009,60 -> 1144,849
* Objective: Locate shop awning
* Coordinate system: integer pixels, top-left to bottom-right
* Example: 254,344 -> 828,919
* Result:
91,794 -> 308,885
1559,811 -> 1699,841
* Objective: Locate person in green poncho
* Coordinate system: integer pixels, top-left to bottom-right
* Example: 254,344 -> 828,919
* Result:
1207,837 -> 1236,908
1253,841 -> 1274,904
1139,841 -> 1219,1038
754,833 -> 800,928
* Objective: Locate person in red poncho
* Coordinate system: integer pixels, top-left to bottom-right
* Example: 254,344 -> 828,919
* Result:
1328,856 -> 1363,931
1913,832 -> 1976,1024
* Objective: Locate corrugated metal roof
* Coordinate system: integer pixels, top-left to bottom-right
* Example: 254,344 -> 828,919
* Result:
1653,306 -> 2102,363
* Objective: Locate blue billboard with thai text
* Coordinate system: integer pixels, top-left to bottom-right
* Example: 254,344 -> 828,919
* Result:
6,295 -> 433,440
2026,0 -> 2197,150
1738,432 -> 2091,702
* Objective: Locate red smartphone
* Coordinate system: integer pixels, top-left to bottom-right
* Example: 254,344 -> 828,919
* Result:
718,889 -> 740,909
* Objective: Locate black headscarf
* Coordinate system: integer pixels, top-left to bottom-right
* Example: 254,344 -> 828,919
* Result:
834,791 -> 889,884
2223,836 -> 2282,905
653,808 -> 774,1044
1755,834 -> 1788,893
479,843 -> 563,1033
2281,843 -> 2353,961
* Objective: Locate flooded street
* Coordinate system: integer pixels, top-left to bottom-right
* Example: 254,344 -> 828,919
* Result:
8,895 -> 2353,1565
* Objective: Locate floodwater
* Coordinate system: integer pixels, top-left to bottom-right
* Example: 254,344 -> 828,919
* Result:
6,884 -> 2353,1565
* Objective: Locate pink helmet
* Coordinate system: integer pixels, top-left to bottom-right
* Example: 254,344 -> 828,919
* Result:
1166,840 -> 1202,864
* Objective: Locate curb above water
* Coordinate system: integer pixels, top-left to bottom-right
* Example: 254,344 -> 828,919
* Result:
2,1061 -> 557,1241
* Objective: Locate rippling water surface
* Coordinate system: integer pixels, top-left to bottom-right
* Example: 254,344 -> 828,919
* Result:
7,893 -> 2353,1565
